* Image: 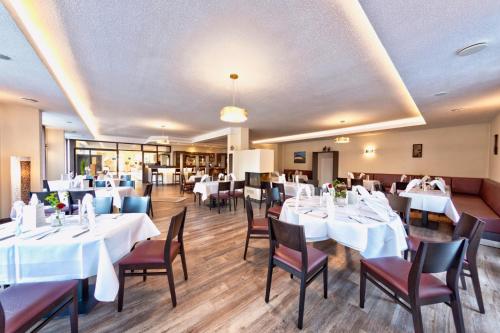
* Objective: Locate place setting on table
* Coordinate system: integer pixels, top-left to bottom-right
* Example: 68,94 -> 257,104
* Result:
1,193 -> 159,313
278,181 -> 408,259
396,175 -> 459,228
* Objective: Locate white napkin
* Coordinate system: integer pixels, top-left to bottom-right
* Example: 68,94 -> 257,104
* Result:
405,179 -> 422,192
371,191 -> 387,201
437,177 -> 446,186
302,184 -> 312,197
359,197 -> 392,222
218,173 -> 225,180
430,179 -> 446,193
29,193 -> 39,205
201,175 -> 209,182
400,174 -> 407,182
352,185 -> 370,198
347,190 -> 359,205
81,193 -> 96,230
347,172 -> 354,179
279,175 -> 286,183
10,200 -> 25,219
358,172 -> 365,179
421,175 -> 431,183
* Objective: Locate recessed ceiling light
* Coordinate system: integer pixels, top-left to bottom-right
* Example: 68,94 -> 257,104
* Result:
0,53 -> 11,60
434,92 -> 448,97
340,120 -> 346,124
450,108 -> 464,112
21,97 -> 39,103
456,42 -> 488,56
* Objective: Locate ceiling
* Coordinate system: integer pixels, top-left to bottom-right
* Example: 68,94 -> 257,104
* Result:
1,0 -> 499,142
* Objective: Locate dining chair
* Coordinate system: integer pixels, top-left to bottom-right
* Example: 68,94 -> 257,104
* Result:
395,181 -> 409,192
265,187 -> 282,219
121,196 -> 150,214
42,179 -> 51,192
272,182 -> 289,201
231,180 -> 246,210
68,190 -> 96,214
209,181 -> 231,214
407,213 -> 486,313
120,175 -> 132,181
193,177 -> 203,205
94,180 -> 107,188
265,218 -> 328,329
180,174 -> 194,195
259,181 -> 271,209
350,179 -> 363,187
243,196 -> 269,260
93,197 -> 114,214
360,239 -> 468,333
119,180 -> 135,189
142,183 -> 154,217
117,207 -> 188,311
0,280 -> 78,333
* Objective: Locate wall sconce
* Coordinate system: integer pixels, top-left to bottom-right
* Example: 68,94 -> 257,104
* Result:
364,146 -> 375,155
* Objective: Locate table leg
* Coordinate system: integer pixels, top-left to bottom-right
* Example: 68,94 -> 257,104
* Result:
77,278 -> 98,314
412,210 -> 438,229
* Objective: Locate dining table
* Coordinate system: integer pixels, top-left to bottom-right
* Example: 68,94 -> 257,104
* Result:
193,180 -> 236,201
399,187 -> 459,228
52,186 -> 135,210
0,213 -> 160,313
279,196 -> 408,258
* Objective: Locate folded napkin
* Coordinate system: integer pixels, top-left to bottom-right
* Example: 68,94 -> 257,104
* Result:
81,193 -> 96,230
400,174 -> 407,182
358,197 -> 392,222
347,190 -> 359,205
29,193 -> 39,205
10,200 -> 25,219
347,172 -> 354,179
371,191 -> 388,201
358,172 -> 365,179
352,185 -> 370,198
421,175 -> 431,183
430,179 -> 446,193
437,177 -> 446,186
278,175 -> 286,183
201,175 -> 209,182
405,179 -> 421,192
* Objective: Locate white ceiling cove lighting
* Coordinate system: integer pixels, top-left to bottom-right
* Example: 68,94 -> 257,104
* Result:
220,73 -> 248,123
146,125 -> 170,144
456,42 -> 488,56
334,136 -> 350,144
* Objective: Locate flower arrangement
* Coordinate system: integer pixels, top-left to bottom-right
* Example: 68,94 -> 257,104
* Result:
45,192 -> 67,226
332,179 -> 347,199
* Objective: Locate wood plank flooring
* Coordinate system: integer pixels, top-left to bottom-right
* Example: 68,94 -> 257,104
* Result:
44,185 -> 499,332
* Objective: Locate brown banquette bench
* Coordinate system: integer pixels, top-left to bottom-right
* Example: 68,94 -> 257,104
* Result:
353,172 -> 500,241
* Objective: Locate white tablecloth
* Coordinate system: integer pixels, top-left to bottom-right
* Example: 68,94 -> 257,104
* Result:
47,180 -> 72,191
0,213 -> 160,301
279,196 -> 408,258
399,188 -> 460,222
94,186 -> 135,209
193,181 -> 235,201
279,182 -> 315,197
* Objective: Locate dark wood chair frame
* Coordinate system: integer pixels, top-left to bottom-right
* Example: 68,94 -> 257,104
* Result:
265,217 -> 328,329
259,181 -> 271,209
209,181 -> 231,214
0,283 -> 78,333
360,239 -> 468,333
180,174 -> 194,195
118,207 -> 188,311
231,180 -> 246,210
143,182 -> 154,217
243,196 -> 268,260
387,195 -> 412,258
265,187 -> 282,218
68,190 -> 96,215
272,182 -> 286,202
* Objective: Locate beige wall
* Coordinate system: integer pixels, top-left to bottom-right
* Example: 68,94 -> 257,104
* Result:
252,143 -> 282,172
490,113 -> 500,182
280,123 -> 490,178
0,104 -> 42,217
45,128 -> 66,180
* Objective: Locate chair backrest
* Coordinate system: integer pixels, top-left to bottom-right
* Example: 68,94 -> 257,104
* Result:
29,191 -> 59,206
143,183 -> 153,197
93,196 -> 113,214
95,180 -> 107,188
42,179 -> 50,192
194,177 -> 202,183
218,181 -> 231,192
233,180 -> 245,191
69,190 -> 96,206
452,213 -> 485,264
260,181 -> 271,191
336,177 -> 347,185
387,195 -> 411,225
121,196 -> 150,214
245,196 -> 254,227
164,207 -> 187,262
119,180 -> 135,188
351,179 -> 363,186
268,217 -> 308,272
395,181 -> 409,191
409,239 -> 467,298
120,175 -> 132,181
266,187 -> 281,206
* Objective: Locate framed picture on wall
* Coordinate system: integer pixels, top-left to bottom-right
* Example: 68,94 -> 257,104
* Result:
294,151 -> 306,163
412,144 -> 423,158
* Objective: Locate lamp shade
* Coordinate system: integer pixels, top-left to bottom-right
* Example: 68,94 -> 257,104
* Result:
220,106 -> 248,123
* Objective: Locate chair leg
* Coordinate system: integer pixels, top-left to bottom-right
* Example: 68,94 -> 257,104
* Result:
298,275 -> 307,329
166,266 -> 177,307
323,263 -> 328,299
117,267 -> 125,312
265,261 -> 273,303
150,202 -> 154,218
180,246 -> 188,280
450,293 -> 466,333
460,273 -> 467,290
143,269 -> 147,282
290,273 -> 293,279
243,232 -> 250,260
403,250 -> 408,260
69,288 -> 78,333
410,304 -> 424,333
218,198 -> 221,214
469,264 -> 485,313
359,265 -> 366,308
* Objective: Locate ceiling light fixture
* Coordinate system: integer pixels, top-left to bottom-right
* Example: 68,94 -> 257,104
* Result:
434,92 -> 448,97
146,125 -> 170,145
334,136 -> 350,144
0,53 -> 11,60
220,73 -> 248,123
21,97 -> 38,103
339,120 -> 346,124
456,42 -> 488,56
450,108 -> 463,112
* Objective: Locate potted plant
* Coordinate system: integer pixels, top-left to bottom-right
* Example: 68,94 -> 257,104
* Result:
45,192 -> 67,226
333,179 -> 348,206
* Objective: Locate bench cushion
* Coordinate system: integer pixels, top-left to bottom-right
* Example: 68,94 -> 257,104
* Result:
451,177 -> 483,195
452,194 -> 500,233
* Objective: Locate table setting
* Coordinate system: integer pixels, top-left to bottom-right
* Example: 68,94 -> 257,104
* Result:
279,185 -> 408,258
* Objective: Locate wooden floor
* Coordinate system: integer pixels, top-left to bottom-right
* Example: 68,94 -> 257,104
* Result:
45,185 -> 499,332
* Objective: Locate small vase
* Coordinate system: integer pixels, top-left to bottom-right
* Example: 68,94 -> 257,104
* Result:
335,196 -> 348,207
51,209 -> 65,227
